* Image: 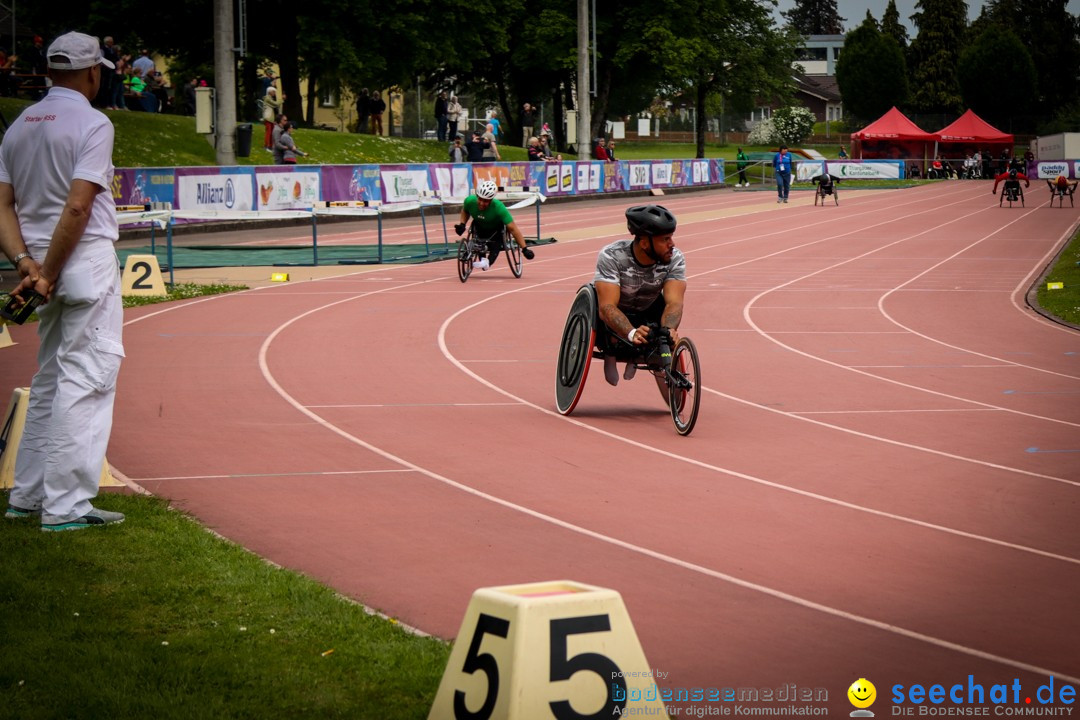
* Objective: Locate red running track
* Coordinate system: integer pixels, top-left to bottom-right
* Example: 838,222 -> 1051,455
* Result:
4,183 -> 1079,713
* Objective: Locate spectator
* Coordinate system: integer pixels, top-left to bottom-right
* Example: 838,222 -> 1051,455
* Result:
539,133 -> 561,161
100,37 -> 119,108
132,48 -> 154,78
0,48 -> 17,97
735,147 -> 749,187
434,90 -> 448,142
0,31 -> 126,531
527,136 -> 544,162
464,130 -> 488,162
278,122 -> 308,164
488,109 -> 501,141
355,88 -> 369,133
447,94 -> 463,141
110,52 -> 128,110
145,70 -> 167,112
183,77 -> 198,116
259,68 -> 276,98
605,139 -> 616,161
981,150 -> 992,180
262,86 -> 282,150
271,114 -> 289,164
369,90 -> 386,135
449,134 -> 467,163
521,102 -> 536,147
25,35 -> 47,99
837,146 -> 848,159
482,122 -> 500,161
593,138 -> 609,161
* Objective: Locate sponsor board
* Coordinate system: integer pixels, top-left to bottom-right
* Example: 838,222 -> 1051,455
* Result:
381,169 -> 431,204
256,169 -> 320,209
177,172 -> 254,211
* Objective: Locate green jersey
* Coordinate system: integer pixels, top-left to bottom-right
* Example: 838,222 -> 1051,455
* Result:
463,195 -> 514,237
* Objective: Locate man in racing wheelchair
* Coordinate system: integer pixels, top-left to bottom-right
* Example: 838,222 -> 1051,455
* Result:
811,171 -> 840,205
992,168 -> 1029,203
1047,175 -> 1077,207
594,204 -> 686,387
455,179 -> 534,270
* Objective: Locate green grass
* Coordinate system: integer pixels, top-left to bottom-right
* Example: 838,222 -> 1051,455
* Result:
2,283 -> 250,325
0,491 -> 449,719
1035,227 -> 1080,326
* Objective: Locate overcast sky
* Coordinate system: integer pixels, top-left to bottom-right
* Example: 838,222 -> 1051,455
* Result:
772,0 -> 1080,35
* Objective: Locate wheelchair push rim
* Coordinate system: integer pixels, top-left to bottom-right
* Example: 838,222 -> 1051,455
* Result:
668,337 -> 701,436
555,286 -> 597,415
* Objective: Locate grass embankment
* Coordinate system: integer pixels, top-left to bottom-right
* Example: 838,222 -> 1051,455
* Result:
0,492 -> 449,720
1035,228 -> 1080,326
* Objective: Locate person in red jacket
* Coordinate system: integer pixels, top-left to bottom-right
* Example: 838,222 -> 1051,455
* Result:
992,168 -> 1029,199
594,139 -> 609,161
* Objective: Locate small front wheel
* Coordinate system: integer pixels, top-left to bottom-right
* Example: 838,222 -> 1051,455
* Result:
669,337 -> 701,436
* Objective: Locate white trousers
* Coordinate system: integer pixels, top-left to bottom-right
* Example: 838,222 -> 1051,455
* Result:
11,245 -> 124,524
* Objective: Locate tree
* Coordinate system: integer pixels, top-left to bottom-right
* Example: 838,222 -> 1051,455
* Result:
782,0 -> 846,35
973,0 -> 1080,120
620,0 -> 799,158
881,0 -> 910,49
908,0 -> 968,114
957,26 -> 1037,131
835,16 -> 909,124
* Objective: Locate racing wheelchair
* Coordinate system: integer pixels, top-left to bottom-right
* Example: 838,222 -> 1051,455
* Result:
813,175 -> 839,206
999,182 -> 1025,208
555,283 -> 701,436
456,225 -> 523,282
1047,178 -> 1076,208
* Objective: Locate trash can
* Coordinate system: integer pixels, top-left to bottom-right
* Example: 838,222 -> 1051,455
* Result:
236,123 -> 253,158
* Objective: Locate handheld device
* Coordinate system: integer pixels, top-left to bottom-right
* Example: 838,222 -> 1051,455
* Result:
0,289 -> 45,324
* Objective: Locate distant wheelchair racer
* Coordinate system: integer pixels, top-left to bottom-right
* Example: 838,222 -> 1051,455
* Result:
455,179 -> 534,272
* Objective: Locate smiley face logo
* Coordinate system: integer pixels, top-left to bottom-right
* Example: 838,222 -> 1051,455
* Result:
848,678 -> 877,709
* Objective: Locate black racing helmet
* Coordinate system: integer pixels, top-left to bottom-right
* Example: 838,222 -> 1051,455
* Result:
626,204 -> 677,238
1008,169 -> 1018,179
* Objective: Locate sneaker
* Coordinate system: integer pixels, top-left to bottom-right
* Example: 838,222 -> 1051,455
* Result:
777,198 -> 783,203
41,508 -> 126,532
623,363 -> 637,380
5,504 -> 41,519
472,258 -> 490,271
783,198 -> 788,203
604,355 -> 619,386
522,247 -> 535,260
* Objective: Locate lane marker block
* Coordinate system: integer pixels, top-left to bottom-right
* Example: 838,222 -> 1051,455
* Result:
121,254 -> 167,297
0,323 -> 13,349
428,580 -> 670,719
0,388 -> 120,489
271,272 -> 290,282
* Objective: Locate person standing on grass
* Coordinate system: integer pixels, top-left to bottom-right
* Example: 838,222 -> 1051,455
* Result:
1,31 -> 126,531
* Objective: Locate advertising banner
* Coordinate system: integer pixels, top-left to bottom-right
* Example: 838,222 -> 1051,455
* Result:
1034,161 -> 1075,180
380,166 -> 433,204
796,161 -> 826,181
176,168 -> 255,211
321,165 -> 381,203
112,168 -> 176,207
651,162 -> 673,187
255,167 -> 321,209
430,164 -> 473,199
831,161 -> 903,180
604,162 -> 628,192
628,162 -> 651,188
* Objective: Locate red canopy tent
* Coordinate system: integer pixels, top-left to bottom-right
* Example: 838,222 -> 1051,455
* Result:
935,109 -> 1014,159
851,107 -> 935,162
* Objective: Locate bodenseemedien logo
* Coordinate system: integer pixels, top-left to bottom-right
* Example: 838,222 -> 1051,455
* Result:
849,678 -> 878,717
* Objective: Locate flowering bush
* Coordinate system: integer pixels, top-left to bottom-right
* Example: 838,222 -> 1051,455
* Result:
747,119 -> 775,145
771,106 -> 816,145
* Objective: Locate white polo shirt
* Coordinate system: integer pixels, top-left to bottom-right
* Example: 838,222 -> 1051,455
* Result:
0,86 -> 118,253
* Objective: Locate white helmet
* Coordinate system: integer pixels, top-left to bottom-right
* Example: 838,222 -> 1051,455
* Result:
477,180 -> 498,200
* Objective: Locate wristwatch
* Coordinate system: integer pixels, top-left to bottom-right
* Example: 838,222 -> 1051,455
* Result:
12,251 -> 31,265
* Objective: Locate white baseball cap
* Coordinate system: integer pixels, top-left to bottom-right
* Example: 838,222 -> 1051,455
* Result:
47,32 -> 115,70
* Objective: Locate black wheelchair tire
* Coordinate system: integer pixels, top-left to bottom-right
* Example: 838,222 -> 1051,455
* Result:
669,337 -> 701,436
456,237 -> 472,283
555,286 -> 597,415
506,233 -> 523,278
